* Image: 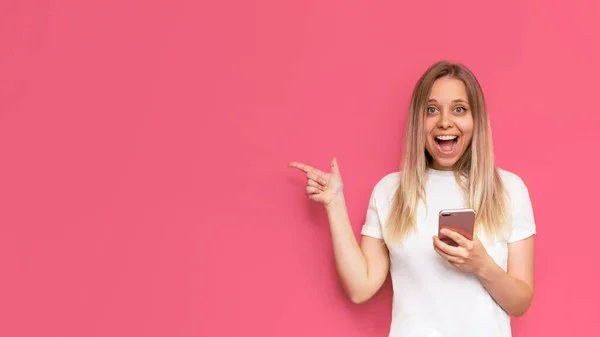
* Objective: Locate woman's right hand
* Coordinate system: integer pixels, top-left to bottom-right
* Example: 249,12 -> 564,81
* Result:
289,157 -> 390,303
288,157 -> 344,206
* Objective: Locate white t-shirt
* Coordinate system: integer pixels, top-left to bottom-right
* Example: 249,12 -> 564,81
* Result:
361,168 -> 536,337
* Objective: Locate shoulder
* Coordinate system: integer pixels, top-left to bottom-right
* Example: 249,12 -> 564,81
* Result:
497,168 -> 537,241
369,172 -> 400,204
376,171 -> 401,188
373,171 -> 400,192
497,168 -> 528,190
496,167 -> 531,203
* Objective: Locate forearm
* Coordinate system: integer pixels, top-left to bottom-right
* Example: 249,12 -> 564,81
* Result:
324,195 -> 369,299
477,257 -> 534,317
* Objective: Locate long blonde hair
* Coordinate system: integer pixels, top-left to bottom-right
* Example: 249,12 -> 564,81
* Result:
386,61 -> 510,242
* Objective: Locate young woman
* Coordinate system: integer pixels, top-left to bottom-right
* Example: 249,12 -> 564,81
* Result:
289,61 -> 536,337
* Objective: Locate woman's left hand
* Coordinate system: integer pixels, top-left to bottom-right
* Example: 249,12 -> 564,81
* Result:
433,229 -> 491,275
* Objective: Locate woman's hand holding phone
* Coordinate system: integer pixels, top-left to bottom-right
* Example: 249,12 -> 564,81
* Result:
433,230 -> 491,276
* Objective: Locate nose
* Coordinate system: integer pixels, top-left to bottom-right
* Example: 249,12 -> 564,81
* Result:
438,120 -> 449,128
437,114 -> 453,129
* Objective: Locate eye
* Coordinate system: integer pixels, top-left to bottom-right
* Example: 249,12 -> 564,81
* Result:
454,106 -> 467,113
426,106 -> 437,114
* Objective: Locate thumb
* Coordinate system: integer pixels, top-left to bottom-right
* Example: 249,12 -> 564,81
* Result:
330,157 -> 340,174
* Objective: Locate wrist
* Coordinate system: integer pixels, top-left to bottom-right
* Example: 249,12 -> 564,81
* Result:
476,254 -> 496,281
325,193 -> 346,211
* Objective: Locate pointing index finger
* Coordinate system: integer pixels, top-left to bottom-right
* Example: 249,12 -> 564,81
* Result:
289,161 -> 325,176
288,161 -> 315,173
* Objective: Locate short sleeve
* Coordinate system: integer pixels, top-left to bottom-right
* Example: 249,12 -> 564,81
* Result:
507,178 -> 537,243
360,188 -> 383,239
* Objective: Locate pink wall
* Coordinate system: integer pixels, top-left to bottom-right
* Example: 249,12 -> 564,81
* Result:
1,0 -> 599,336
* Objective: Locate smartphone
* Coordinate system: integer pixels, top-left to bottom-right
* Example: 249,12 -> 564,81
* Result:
438,208 -> 475,247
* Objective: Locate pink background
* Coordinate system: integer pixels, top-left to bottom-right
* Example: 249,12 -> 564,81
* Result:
1,0 -> 599,336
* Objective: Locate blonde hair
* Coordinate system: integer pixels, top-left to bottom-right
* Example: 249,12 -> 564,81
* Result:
386,61 -> 510,242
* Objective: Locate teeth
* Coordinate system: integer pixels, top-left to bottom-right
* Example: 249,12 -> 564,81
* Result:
436,135 -> 457,140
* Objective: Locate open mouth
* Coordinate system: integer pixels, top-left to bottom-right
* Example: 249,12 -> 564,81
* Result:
434,135 -> 458,154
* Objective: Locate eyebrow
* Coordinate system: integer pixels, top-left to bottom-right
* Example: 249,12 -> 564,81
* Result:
428,99 -> 469,104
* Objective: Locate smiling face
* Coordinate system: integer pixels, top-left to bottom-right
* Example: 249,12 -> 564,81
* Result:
424,76 -> 474,170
